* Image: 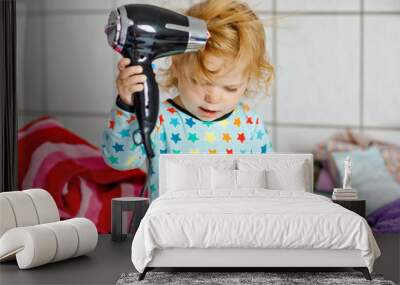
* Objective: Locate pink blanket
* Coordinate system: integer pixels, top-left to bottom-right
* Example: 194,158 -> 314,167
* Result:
18,116 -> 147,233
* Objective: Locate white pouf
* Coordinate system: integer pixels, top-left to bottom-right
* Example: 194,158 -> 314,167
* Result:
0,218 -> 98,269
0,189 -> 98,269
1,191 -> 40,227
0,196 -> 17,237
24,188 -> 60,224
0,189 -> 59,236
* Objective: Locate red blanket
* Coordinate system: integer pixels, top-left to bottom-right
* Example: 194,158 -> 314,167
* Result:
18,116 -> 147,233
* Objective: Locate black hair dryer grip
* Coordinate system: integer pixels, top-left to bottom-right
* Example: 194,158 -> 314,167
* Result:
130,62 -> 159,159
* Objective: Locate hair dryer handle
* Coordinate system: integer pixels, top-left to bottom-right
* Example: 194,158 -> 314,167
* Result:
131,63 -> 159,159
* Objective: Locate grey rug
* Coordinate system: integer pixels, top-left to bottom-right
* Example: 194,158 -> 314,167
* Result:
116,271 -> 396,285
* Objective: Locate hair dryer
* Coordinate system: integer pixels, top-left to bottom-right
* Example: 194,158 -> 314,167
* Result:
104,4 -> 209,161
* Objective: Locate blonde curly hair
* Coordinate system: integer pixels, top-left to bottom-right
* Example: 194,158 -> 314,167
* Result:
158,0 -> 274,98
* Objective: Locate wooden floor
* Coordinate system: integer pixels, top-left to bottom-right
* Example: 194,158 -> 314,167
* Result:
0,234 -> 398,285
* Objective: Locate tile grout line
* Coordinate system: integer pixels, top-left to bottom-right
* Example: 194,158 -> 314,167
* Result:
262,122 -> 400,132
41,6 -> 48,114
17,10 -> 113,16
359,0 -> 365,134
18,109 -> 400,131
17,10 -> 400,16
111,0 -> 117,107
272,0 -> 278,150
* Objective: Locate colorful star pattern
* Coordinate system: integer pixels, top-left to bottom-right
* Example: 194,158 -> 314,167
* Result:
109,120 -> 115,129
204,132 -> 216,143
119,129 -> 130,138
233,118 -> 241,127
167,107 -> 176,114
103,100 -> 273,203
246,116 -> 253,124
185,117 -> 196,128
108,155 -> 118,164
222,133 -> 231,143
159,131 -> 167,142
169,117 -> 180,127
219,119 -> 229,128
112,143 -> 124,152
126,115 -> 136,124
171,133 -> 182,144
202,121 -> 213,127
237,133 -> 246,143
188,132 -> 199,143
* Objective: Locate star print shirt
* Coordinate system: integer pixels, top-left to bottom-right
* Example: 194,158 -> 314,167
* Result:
102,97 -> 273,202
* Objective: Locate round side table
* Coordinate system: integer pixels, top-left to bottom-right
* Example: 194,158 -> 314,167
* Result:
111,197 -> 149,242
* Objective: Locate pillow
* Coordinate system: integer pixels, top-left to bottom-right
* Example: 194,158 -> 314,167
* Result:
236,169 -> 268,189
237,159 -> 307,191
266,167 -> 306,191
211,168 -> 268,190
332,147 -> 400,215
167,162 -> 212,191
212,168 -> 237,190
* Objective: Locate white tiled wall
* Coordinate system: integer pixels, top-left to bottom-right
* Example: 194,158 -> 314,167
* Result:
276,126 -> 350,153
364,0 -> 400,11
363,16 -> 400,128
44,13 -> 115,113
17,0 -> 400,150
43,0 -> 113,11
16,13 -> 43,111
276,15 -> 360,126
276,0 -> 360,12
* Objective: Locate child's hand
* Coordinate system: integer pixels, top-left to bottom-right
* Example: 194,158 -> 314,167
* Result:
116,58 -> 147,106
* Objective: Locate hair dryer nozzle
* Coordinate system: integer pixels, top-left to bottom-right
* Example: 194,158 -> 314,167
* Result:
186,16 -> 209,52
165,16 -> 209,53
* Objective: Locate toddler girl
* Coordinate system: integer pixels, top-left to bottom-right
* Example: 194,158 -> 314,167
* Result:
102,0 -> 275,201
